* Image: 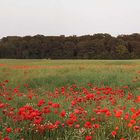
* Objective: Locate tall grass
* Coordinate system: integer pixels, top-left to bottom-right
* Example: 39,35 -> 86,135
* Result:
0,59 -> 140,93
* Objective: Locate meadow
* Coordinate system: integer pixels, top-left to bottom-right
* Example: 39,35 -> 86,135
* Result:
0,59 -> 140,140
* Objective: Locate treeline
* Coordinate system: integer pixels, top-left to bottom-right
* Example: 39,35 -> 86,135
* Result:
0,33 -> 140,59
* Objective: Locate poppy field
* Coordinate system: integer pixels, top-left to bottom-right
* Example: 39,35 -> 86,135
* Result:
0,59 -> 140,140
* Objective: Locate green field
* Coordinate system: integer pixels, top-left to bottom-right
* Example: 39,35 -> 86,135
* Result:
0,59 -> 140,93
0,60 -> 140,140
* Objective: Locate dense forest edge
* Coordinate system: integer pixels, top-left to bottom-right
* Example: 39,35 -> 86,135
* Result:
0,33 -> 140,59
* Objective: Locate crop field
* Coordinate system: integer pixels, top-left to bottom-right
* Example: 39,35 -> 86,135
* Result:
0,59 -> 140,140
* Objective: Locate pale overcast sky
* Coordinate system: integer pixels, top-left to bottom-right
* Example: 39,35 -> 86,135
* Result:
0,0 -> 140,38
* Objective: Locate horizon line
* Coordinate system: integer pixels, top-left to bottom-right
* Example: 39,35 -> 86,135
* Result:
1,32 -> 140,40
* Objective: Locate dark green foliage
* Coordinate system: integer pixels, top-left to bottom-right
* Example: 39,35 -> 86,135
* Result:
0,33 -> 140,59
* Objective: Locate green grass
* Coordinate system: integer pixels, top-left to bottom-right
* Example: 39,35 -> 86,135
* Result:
0,59 -> 140,93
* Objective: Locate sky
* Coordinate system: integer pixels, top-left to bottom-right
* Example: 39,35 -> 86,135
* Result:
0,0 -> 140,38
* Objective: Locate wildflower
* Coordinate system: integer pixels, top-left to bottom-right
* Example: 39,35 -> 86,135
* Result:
85,135 -> 92,140
66,119 -> 74,127
0,103 -> 5,108
93,124 -> 100,129
133,126 -> 140,131
71,100 -> 77,106
128,120 -> 136,127
61,123 -> 65,127
13,88 -> 19,93
115,110 -> 123,118
4,137 -> 10,140
130,108 -> 136,113
106,111 -> 111,117
124,113 -> 129,120
123,86 -> 128,89
52,103 -> 60,108
74,109 -> 80,114
48,101 -> 53,105
4,80 -> 9,83
37,99 -> 45,107
75,124 -> 80,129
111,130 -> 117,137
69,113 -> 77,122
84,122 -> 92,128
86,94 -> 94,100
60,110 -> 66,117
34,117 -> 43,124
135,96 -> 140,102
91,117 -> 96,121
6,127 -> 12,133
42,106 -> 51,114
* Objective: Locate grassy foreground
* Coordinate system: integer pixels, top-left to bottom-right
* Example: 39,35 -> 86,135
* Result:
0,59 -> 140,140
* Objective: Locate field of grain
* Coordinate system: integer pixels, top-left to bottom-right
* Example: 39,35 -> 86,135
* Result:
0,60 -> 140,140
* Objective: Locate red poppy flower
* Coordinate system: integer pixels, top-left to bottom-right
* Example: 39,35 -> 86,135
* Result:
60,110 -> 66,117
66,119 -> 74,127
4,137 -> 10,140
84,122 -> 92,128
115,110 -> 123,118
111,130 -> 117,137
6,127 -> 12,133
37,99 -> 45,107
75,124 -> 80,129
85,135 -> 92,140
